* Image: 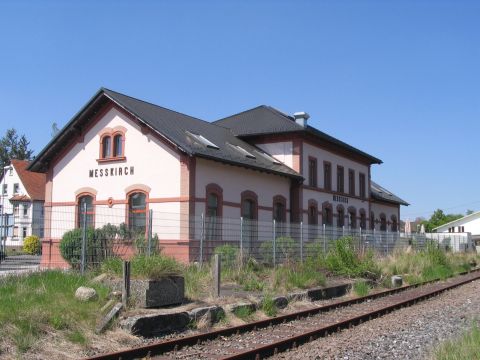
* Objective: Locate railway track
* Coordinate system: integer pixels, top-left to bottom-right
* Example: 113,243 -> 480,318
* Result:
87,269 -> 480,360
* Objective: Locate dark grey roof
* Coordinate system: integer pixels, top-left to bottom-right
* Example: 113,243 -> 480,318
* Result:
215,106 -> 382,164
29,88 -> 301,180
370,181 -> 409,206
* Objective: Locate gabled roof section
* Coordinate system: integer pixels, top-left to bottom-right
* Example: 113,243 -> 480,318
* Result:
214,106 -> 382,165
370,180 -> 409,206
11,159 -> 46,201
28,88 -> 302,180
433,211 -> 480,231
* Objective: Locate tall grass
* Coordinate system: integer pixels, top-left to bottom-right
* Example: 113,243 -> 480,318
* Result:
380,241 -> 478,284
0,271 -> 109,353
434,323 -> 480,360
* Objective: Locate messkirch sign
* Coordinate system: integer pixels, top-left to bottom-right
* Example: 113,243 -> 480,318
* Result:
89,166 -> 135,178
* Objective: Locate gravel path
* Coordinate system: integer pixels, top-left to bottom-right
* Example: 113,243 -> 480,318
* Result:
273,279 -> 480,360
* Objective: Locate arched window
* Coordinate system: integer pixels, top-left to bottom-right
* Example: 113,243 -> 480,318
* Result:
128,192 -> 147,233
322,202 -> 333,226
391,215 -> 398,232
348,207 -> 356,229
101,136 -> 111,159
359,210 -> 367,230
206,193 -> 219,241
273,195 -> 287,236
337,206 -> 345,228
113,134 -> 123,157
380,213 -> 387,231
370,211 -> 375,230
241,191 -> 258,252
77,195 -> 94,228
307,200 -> 318,240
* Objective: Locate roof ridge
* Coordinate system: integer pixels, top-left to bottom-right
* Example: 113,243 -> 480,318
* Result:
103,88 -> 215,126
264,105 -> 295,121
213,105 -> 267,123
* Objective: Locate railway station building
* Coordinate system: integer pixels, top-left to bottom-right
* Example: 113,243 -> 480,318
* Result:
28,88 -> 408,268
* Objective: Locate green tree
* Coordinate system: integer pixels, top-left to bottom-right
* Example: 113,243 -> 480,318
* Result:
0,128 -> 34,170
422,209 -> 463,232
466,209 -> 475,215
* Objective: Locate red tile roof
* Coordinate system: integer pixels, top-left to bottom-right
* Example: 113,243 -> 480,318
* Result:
11,159 -> 46,201
9,194 -> 31,202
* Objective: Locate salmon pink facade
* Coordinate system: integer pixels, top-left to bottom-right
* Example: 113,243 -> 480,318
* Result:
29,88 -> 408,268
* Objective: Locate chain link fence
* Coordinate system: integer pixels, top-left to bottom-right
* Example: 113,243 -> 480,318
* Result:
0,204 -> 474,273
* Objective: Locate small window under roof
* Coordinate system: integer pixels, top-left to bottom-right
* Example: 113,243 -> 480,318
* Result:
227,143 -> 256,159
254,150 -> 281,165
185,131 -> 219,150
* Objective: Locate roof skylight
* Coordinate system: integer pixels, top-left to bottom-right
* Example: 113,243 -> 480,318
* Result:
227,143 -> 256,159
185,131 -> 219,150
254,150 -> 281,164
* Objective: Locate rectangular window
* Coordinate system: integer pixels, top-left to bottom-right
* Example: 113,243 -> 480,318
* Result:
13,204 -> 19,215
23,205 -> 28,217
308,157 -> 317,187
337,166 -> 344,193
349,169 -> 355,196
22,227 -> 27,238
13,226 -> 18,237
2,184 -> 7,195
359,173 -> 366,199
13,183 -> 19,194
324,162 -> 332,191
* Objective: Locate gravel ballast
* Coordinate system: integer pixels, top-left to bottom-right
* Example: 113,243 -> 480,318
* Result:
273,279 -> 480,360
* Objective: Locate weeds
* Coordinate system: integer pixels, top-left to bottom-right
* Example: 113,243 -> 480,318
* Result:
435,323 -> 480,360
353,280 -> 370,297
0,271 -> 109,353
260,294 -> 277,317
233,306 -> 255,320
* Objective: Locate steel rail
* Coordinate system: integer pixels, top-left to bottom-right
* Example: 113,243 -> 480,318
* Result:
86,268 -> 480,360
221,270 -> 480,360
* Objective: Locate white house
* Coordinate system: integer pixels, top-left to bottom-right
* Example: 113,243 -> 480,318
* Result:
434,211 -> 480,246
0,160 -> 46,250
28,88 -> 408,268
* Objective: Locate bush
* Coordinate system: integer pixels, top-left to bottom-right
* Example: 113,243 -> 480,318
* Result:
260,236 -> 297,265
59,228 -> 113,269
214,244 -> 239,269
22,235 -> 41,255
325,236 -> 380,279
353,280 -> 370,296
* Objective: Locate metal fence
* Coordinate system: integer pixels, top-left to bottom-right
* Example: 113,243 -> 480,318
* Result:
0,204 -> 475,273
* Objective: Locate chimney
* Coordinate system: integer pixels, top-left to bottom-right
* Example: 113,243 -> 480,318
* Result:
293,111 -> 310,127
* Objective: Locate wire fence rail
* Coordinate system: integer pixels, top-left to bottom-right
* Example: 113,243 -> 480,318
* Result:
0,205 -> 474,273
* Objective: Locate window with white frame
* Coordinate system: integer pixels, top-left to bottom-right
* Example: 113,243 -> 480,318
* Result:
13,183 -> 19,194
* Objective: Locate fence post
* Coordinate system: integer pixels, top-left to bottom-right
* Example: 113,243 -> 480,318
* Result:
342,225 -> 345,237
273,219 -> 276,267
323,224 -> 326,254
122,260 -> 131,308
147,209 -> 153,256
300,221 -> 304,263
213,254 -> 221,297
80,202 -> 87,275
386,228 -> 389,255
200,213 -> 205,265
240,216 -> 244,263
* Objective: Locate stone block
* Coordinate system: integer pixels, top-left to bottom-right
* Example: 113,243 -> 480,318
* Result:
188,306 -> 225,325
121,311 -> 190,337
391,275 -> 403,287
128,276 -> 184,308
272,296 -> 288,309
226,302 -> 257,314
307,283 -> 349,301
75,286 -> 98,301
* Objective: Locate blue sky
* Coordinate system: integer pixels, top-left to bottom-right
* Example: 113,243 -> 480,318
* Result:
1,0 -> 479,220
